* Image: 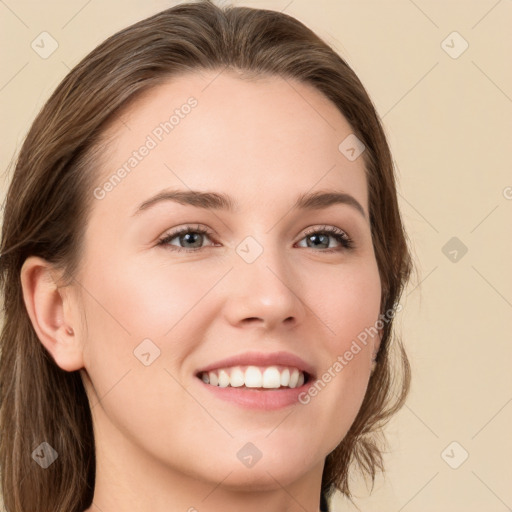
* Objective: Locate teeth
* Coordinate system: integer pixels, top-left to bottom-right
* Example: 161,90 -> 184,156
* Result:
230,367 -> 245,387
209,372 -> 219,386
262,367 -> 281,388
218,369 -> 230,388
200,365 -> 306,389
245,366 -> 262,388
289,368 -> 299,388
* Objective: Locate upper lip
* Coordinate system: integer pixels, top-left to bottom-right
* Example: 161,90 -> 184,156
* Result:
195,351 -> 316,379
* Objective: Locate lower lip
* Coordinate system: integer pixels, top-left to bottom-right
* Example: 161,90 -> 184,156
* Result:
197,377 -> 314,410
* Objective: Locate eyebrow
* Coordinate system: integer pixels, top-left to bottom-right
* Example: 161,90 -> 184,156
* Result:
132,188 -> 367,219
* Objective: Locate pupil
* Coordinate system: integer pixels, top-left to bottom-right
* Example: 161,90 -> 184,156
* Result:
183,233 -> 202,248
309,234 -> 328,248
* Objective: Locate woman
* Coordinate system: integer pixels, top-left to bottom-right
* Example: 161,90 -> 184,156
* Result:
0,1 -> 413,511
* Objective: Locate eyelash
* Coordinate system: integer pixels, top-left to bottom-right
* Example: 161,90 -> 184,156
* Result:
157,224 -> 354,253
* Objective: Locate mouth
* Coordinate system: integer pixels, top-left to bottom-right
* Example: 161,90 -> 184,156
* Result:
194,351 -> 316,410
196,365 -> 312,390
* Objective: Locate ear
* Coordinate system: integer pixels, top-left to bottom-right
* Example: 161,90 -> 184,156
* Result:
20,256 -> 84,372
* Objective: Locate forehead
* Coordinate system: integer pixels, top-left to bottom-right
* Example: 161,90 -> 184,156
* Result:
92,70 -> 368,217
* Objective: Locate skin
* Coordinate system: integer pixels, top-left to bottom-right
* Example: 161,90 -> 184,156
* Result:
21,70 -> 382,512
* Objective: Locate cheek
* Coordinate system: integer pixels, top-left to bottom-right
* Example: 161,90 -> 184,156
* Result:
296,259 -> 381,446
305,257 -> 382,349
78,256 -> 224,410
81,253 -> 223,340
77,260 -> 199,455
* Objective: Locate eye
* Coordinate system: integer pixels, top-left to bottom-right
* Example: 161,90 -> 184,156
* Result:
297,225 -> 354,253
157,224 -> 354,253
157,224 -> 216,252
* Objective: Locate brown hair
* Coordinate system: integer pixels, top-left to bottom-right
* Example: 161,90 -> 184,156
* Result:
0,1 -> 413,510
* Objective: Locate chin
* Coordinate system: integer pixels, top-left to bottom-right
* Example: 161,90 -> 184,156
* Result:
206,459 -> 313,492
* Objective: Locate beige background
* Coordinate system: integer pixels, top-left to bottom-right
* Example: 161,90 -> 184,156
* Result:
1,0 -> 511,510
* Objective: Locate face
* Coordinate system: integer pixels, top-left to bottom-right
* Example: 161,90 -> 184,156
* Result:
74,70 -> 382,490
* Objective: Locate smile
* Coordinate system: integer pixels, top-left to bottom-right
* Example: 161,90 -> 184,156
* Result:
198,365 -> 308,389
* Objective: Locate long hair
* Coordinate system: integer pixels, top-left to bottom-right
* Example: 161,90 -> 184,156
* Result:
0,1 -> 413,510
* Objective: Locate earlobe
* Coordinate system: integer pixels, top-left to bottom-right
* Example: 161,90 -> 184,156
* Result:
20,256 -> 84,372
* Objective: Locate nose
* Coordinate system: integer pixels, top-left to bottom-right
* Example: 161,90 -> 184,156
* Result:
221,243 -> 306,331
